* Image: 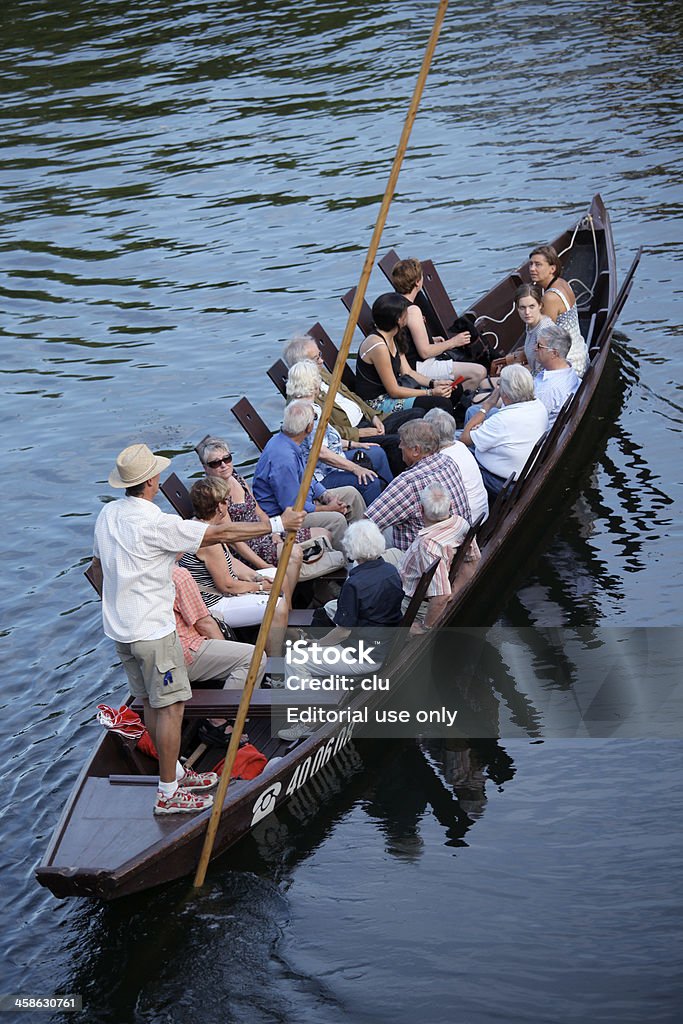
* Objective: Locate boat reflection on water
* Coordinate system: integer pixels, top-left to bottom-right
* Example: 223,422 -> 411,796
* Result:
53,735 -> 516,1022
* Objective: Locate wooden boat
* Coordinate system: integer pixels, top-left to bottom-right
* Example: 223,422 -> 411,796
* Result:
36,195 -> 640,900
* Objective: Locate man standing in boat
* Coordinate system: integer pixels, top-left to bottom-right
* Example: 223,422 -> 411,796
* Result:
93,443 -> 305,816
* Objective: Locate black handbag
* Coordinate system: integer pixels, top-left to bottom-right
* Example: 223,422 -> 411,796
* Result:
438,315 -> 496,370
397,372 -> 424,389
351,448 -> 391,487
212,617 -> 239,642
351,449 -> 375,472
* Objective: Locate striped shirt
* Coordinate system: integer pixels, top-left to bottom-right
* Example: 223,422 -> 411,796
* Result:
400,515 -> 479,599
93,496 -> 206,643
366,452 -> 471,550
179,545 -> 237,608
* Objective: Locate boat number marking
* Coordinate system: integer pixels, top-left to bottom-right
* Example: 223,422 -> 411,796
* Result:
285,724 -> 353,798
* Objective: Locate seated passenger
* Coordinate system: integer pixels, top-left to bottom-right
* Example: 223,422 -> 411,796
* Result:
252,399 -> 365,550
354,293 -> 459,417
459,365 -> 549,498
533,324 -> 581,426
172,565 -> 266,746
400,484 -> 481,628
279,520 -> 404,741
423,408 -> 489,523
198,435 -> 322,567
283,334 -> 424,475
528,245 -> 588,376
317,519 -> 405,642
286,360 -> 392,505
366,420 -> 472,550
490,283 -> 554,377
179,478 -> 301,656
391,258 -> 487,391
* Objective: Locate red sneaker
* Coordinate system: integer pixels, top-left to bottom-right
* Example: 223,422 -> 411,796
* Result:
178,767 -> 219,791
154,788 -> 213,815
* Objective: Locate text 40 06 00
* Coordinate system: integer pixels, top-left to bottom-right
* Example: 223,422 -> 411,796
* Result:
286,723 -> 354,797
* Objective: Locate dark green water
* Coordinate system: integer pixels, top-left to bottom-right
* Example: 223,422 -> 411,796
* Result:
1,1 -> 682,1021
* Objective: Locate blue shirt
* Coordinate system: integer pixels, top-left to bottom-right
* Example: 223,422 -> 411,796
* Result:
252,431 -> 326,515
334,557 -> 404,628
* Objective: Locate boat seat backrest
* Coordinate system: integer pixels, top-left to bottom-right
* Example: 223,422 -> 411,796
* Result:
340,287 -> 375,337
476,474 -> 516,547
231,397 -> 274,452
464,274 -> 524,354
400,557 -> 441,629
448,514 -> 486,586
267,359 -> 289,397
84,559 -> 103,598
160,472 -> 194,519
194,433 -> 212,460
307,322 -> 358,390
131,688 -> 340,718
419,258 -> 458,338
378,248 -> 401,285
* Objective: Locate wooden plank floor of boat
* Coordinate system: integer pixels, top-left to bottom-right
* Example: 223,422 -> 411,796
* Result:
49,776 -> 224,870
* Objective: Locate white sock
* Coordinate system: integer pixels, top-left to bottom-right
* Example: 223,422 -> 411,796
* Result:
158,779 -> 178,798
175,761 -> 185,782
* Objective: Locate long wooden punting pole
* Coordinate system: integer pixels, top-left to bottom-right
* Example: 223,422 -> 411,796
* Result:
193,0 -> 450,888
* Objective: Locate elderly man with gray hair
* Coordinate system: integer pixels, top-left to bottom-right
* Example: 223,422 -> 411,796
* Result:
459,364 -> 549,498
400,483 -> 481,627
532,323 -> 581,426
423,408 -> 489,523
252,398 -> 366,550
365,419 -> 472,550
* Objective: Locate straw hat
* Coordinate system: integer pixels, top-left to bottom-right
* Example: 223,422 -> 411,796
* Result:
108,444 -> 171,488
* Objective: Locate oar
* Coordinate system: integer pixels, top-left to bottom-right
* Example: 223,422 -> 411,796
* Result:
193,0 -> 451,889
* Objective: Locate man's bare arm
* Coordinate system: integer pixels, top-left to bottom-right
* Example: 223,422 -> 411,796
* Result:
201,506 -> 305,547
194,613 -> 225,641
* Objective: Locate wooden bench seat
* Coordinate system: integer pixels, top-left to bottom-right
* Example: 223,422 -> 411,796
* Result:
131,687 -> 341,719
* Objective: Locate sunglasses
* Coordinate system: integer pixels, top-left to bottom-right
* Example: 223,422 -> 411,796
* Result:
206,454 -> 233,468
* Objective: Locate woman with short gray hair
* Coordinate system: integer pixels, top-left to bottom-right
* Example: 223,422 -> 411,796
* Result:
459,364 -> 549,498
317,519 -> 403,638
342,519 -> 387,563
420,482 -> 452,523
285,360 -> 393,505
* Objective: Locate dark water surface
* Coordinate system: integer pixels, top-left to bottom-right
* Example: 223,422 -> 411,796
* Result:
1,0 -> 682,1021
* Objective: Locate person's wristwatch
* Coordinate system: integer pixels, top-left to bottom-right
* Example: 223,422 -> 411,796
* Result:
428,379 -> 435,389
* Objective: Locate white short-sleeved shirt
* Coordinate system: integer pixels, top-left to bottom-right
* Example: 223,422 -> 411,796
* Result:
440,441 -> 489,523
534,366 -> 580,426
471,399 -> 549,480
93,497 -> 207,643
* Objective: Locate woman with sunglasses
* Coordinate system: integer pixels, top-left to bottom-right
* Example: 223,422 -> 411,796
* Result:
198,436 -> 328,569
